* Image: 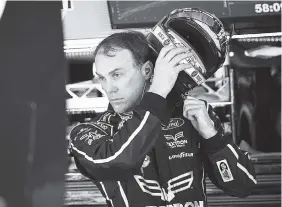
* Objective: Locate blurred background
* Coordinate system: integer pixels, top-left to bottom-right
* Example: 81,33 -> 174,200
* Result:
64,1 -> 280,206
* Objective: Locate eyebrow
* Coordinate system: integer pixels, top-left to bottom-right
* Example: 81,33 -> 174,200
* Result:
96,68 -> 123,77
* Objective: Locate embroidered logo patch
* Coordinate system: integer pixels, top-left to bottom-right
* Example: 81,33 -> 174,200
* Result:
216,159 -> 234,182
134,171 -> 193,202
142,155 -> 151,168
164,131 -> 188,149
162,118 -> 185,130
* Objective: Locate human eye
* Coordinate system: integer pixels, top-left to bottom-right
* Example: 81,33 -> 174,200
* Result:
97,76 -> 105,82
112,73 -> 122,79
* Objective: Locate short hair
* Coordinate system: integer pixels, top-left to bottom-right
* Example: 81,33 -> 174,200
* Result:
93,31 -> 156,68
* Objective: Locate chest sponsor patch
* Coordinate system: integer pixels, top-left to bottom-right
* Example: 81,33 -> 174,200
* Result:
100,112 -> 112,123
140,155 -> 151,175
169,152 -> 193,160
146,200 -> 204,207
119,111 -> 133,120
117,119 -> 125,130
162,118 -> 185,130
135,171 -> 194,203
72,123 -> 107,145
95,121 -> 109,131
79,129 -> 105,145
216,159 -> 234,182
142,155 -> 151,168
165,131 -> 188,148
96,121 -> 113,135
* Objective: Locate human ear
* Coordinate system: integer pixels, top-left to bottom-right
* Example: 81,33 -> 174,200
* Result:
141,61 -> 153,80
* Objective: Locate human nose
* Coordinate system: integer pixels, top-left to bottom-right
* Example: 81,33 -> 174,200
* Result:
102,80 -> 118,94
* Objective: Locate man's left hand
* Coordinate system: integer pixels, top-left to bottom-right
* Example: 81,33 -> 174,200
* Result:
183,96 -> 217,139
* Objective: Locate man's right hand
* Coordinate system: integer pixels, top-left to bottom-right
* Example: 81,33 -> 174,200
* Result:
149,46 -> 194,98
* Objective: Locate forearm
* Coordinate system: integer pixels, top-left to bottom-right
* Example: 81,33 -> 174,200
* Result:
200,107 -> 256,197
202,137 -> 257,197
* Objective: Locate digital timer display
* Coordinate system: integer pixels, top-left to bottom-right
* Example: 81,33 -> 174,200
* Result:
228,1 -> 281,18
255,2 -> 282,13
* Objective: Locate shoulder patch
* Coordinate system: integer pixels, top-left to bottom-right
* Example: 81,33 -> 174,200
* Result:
216,159 -> 234,182
70,123 -> 107,145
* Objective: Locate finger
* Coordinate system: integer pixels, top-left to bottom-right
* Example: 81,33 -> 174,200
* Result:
184,99 -> 206,106
186,114 -> 196,121
184,108 -> 200,117
184,103 -> 205,108
165,47 -> 191,62
183,105 -> 203,114
184,104 -> 206,112
175,63 -> 194,73
187,115 -> 197,121
184,97 -> 207,105
184,102 -> 207,113
185,96 -> 199,100
170,52 -> 194,67
157,45 -> 175,60
183,108 -> 199,120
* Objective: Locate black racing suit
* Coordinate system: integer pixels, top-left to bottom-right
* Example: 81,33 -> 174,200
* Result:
70,92 -> 256,207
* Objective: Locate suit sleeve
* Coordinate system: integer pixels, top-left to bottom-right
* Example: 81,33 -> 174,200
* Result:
200,105 -> 257,198
69,92 -> 169,181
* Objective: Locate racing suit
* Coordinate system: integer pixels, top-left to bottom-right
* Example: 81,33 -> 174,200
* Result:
70,92 -> 256,207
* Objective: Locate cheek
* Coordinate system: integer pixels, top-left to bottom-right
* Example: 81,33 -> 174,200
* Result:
130,74 -> 144,89
122,72 -> 142,88
128,74 -> 140,85
123,74 -> 144,96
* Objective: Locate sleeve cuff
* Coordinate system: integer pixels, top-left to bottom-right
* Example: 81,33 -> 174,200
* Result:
200,106 -> 233,154
200,131 -> 230,154
138,92 -> 170,124
201,128 -> 232,154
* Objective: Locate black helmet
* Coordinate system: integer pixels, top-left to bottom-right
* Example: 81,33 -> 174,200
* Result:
147,8 -> 228,99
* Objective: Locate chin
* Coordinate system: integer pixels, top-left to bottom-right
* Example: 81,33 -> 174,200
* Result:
111,104 -> 129,114
113,108 -> 126,114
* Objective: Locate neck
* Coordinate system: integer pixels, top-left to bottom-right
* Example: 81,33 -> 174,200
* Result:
136,80 -> 149,106
145,81 -> 150,93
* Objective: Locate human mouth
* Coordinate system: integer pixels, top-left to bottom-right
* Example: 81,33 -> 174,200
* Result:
110,98 -> 124,104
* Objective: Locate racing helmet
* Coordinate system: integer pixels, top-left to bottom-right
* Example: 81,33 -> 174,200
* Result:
147,8 -> 228,99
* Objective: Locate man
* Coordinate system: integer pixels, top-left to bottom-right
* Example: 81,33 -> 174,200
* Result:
219,162 -> 232,181
69,31 -> 256,207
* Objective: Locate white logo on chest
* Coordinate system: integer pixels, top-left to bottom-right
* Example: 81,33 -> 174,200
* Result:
169,152 -> 193,160
162,118 -> 185,130
142,155 -> 151,168
164,131 -> 187,148
79,130 -> 105,145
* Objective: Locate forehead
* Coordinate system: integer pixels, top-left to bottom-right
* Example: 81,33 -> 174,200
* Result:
95,48 -> 135,75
